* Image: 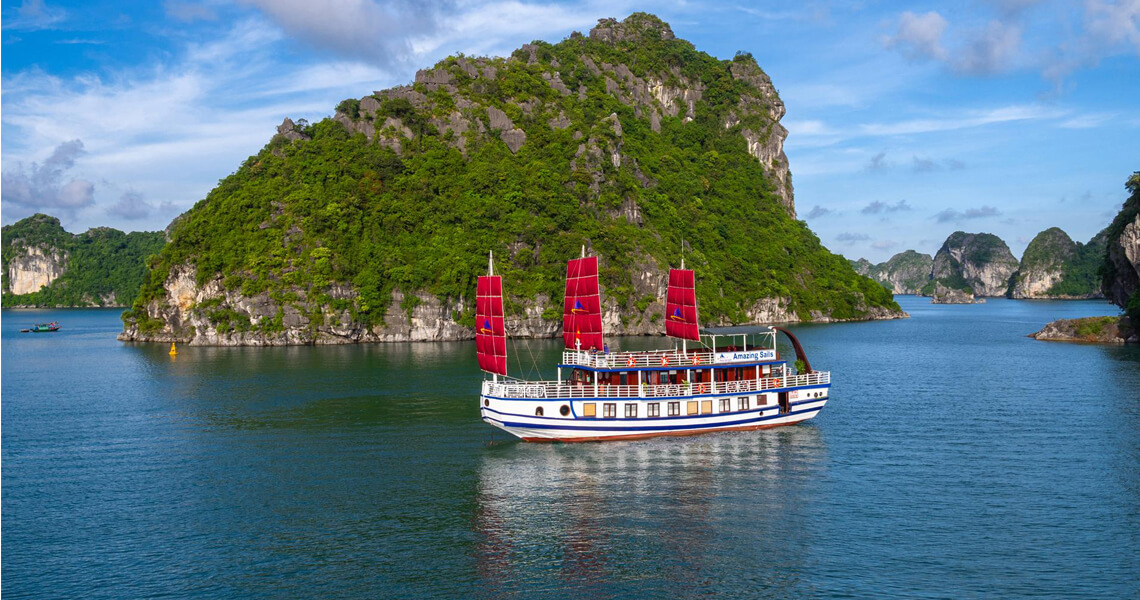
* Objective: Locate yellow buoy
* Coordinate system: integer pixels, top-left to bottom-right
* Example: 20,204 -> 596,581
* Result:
169,342 -> 178,356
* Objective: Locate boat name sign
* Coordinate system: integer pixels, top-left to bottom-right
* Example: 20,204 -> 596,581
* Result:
715,349 -> 776,363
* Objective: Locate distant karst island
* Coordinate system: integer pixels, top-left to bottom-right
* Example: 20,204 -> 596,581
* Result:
1,214 -> 165,308
851,172 -> 1139,342
852,229 -> 1105,303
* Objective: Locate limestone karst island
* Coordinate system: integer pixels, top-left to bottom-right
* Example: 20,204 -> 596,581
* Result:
111,14 -> 907,346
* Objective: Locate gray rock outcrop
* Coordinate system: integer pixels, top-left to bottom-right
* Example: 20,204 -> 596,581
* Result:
1012,228 -> 1071,298
853,250 -> 933,294
5,245 -> 68,295
1031,316 -> 1137,344
932,232 -> 1019,297
930,283 -> 982,304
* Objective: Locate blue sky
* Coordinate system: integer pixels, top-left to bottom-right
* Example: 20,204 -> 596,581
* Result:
2,0 -> 1137,262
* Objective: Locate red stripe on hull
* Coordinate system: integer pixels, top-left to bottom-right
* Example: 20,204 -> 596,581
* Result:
518,416 -> 813,443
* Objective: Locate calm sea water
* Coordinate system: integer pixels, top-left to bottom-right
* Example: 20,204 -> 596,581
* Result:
3,297 -> 1139,599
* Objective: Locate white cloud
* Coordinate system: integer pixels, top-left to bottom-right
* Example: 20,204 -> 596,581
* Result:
1,18 -> 397,229
5,0 -> 67,30
105,191 -> 178,220
238,0 -> 445,69
1,139 -> 95,218
953,20 -> 1022,75
884,11 -> 948,61
1085,0 -> 1140,53
934,205 -> 1001,222
1058,113 -> 1115,128
857,104 -> 1066,136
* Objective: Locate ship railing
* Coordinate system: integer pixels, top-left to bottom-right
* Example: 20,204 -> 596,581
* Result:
560,348 -> 780,369
482,371 -> 830,400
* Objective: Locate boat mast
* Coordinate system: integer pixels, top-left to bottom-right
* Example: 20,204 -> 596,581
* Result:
681,240 -> 686,355
490,250 -> 497,383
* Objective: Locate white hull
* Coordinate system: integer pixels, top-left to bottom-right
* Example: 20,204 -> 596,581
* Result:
480,384 -> 829,442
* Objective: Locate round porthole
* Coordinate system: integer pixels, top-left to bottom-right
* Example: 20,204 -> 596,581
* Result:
483,399 -> 489,407
535,407 -> 544,416
560,405 -> 570,416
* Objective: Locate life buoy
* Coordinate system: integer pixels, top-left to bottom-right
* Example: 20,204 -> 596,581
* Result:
698,383 -> 709,394
661,356 -> 669,366
692,355 -> 701,365
627,356 -> 636,367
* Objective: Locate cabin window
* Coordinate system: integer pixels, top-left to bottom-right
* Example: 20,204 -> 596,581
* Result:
603,403 -> 616,418
687,401 -> 699,416
484,399 -> 489,407
535,407 -> 544,416
701,400 -> 712,415
719,398 -> 730,413
625,403 -> 637,418
762,365 -> 771,376
620,373 -> 628,386
648,403 -> 660,417
738,397 -> 749,411
668,402 -> 680,417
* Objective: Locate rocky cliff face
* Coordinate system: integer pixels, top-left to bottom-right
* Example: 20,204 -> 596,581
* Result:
853,250 -> 932,294
331,16 -> 795,217
1102,172 -> 1140,313
119,259 -> 894,345
1011,227 -> 1104,299
1011,228 -> 1075,298
931,232 -> 1019,297
5,245 -> 68,295
2,213 -> 166,308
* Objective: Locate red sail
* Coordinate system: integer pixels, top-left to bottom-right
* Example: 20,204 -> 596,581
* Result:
476,275 -> 507,376
562,256 -> 604,350
665,268 -> 700,341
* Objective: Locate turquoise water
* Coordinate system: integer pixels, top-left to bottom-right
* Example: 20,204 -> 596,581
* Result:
3,297 -> 1138,598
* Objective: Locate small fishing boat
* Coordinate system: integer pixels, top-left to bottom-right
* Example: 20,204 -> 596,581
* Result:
475,249 -> 831,442
24,322 -> 61,333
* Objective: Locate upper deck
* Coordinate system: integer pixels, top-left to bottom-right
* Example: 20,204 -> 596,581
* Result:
561,347 -> 780,370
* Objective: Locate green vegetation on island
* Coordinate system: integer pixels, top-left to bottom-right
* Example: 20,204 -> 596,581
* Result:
2,213 -> 166,307
923,232 -> 1018,297
1101,171 -> 1140,324
123,14 -> 898,341
852,250 -> 932,294
1012,227 -> 1106,298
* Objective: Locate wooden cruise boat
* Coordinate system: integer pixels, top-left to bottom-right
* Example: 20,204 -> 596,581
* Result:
476,250 -> 830,442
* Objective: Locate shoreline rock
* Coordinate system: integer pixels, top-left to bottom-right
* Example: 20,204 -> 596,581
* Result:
117,263 -> 908,346
1030,316 -> 1136,344
931,283 -> 982,304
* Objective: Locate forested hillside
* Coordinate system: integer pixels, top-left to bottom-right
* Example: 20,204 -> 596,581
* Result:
2,213 -> 165,307
122,13 -> 901,345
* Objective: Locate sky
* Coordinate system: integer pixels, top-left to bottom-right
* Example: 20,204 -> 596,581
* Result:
2,0 -> 1137,262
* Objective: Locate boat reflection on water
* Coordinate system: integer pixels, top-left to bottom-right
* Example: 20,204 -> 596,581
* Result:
472,427 -> 829,597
